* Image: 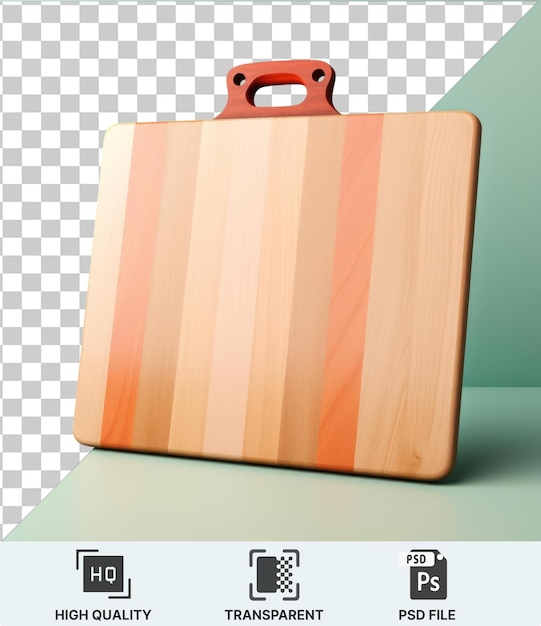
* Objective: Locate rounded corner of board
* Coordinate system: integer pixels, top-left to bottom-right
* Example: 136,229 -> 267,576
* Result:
102,121 -> 135,147
461,111 -> 481,136
418,456 -> 457,483
448,110 -> 482,140
72,419 -> 100,449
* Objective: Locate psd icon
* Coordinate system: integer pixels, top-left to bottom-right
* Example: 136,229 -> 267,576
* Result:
399,549 -> 447,600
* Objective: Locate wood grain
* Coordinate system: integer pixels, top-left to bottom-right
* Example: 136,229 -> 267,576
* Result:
203,119 -> 272,457
243,117 -> 309,462
167,121 -> 236,454
74,111 -> 480,480
277,115 -> 346,466
100,124 -> 167,448
73,124 -> 135,446
316,114 -> 384,471
131,123 -> 202,452
354,112 -> 479,479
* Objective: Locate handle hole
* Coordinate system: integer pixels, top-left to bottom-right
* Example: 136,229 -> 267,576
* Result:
253,84 -> 307,107
233,73 -> 246,86
312,69 -> 325,82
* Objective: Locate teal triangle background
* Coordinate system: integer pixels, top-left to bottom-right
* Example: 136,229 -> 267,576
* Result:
433,3 -> 541,386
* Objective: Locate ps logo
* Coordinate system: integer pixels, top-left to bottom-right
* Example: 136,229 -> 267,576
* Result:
409,550 -> 447,600
399,549 -> 447,600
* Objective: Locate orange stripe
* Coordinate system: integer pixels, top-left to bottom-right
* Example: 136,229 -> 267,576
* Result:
278,116 -> 346,467
316,115 -> 384,471
100,123 -> 168,447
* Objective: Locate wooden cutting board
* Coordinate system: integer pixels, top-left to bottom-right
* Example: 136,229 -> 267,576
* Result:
74,61 -> 480,480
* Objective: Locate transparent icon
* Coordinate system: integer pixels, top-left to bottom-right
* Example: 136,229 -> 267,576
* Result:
249,549 -> 300,601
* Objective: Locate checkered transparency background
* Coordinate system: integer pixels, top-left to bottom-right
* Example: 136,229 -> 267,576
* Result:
0,1 -> 533,538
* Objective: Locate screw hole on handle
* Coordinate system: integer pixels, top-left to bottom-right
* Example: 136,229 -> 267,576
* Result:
233,73 -> 246,86
312,69 -> 325,82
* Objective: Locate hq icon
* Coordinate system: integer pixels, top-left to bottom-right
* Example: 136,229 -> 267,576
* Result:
75,549 -> 132,599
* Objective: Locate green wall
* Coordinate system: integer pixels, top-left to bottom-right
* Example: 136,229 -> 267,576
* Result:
433,4 -> 541,386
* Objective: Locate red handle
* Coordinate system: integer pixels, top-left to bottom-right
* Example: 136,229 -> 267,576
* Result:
216,60 -> 340,119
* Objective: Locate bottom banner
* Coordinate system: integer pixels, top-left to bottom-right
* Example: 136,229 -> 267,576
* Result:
0,542 -> 539,625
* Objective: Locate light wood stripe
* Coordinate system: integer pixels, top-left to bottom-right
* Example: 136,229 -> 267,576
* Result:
242,117 -> 309,462
316,115 -> 384,471
354,115 -> 426,476
100,124 -> 168,447
168,121 -> 236,454
131,123 -> 203,452
400,113 -> 477,478
354,112 -> 478,479
278,116 -> 346,466
203,119 -> 272,457
73,124 -> 135,446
